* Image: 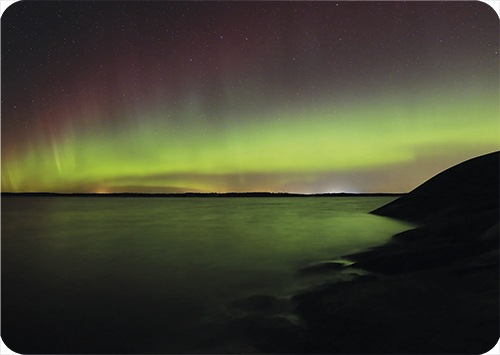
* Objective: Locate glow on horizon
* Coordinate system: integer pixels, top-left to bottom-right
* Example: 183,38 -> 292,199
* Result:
2,87 -> 498,194
2,2 -> 498,194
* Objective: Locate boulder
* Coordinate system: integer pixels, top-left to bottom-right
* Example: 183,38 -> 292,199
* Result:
371,151 -> 499,223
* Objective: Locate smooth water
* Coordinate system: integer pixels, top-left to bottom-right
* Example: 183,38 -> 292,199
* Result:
2,196 -> 412,353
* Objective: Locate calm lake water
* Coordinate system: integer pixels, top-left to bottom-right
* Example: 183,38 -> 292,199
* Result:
2,196 -> 413,353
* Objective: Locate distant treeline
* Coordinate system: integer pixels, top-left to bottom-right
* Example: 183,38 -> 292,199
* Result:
1,192 -> 404,198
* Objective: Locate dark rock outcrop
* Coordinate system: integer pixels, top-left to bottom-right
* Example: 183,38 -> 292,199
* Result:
343,151 -> 500,274
370,151 -> 499,223
345,208 -> 499,274
291,151 -> 499,354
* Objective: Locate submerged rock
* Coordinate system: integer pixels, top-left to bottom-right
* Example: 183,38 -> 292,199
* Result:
230,314 -> 305,353
296,259 -> 354,276
229,294 -> 290,315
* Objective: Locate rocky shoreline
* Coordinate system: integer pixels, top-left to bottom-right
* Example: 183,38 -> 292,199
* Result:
221,152 -> 499,354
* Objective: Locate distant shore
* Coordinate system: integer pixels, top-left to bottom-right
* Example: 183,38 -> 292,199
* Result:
1,192 -> 404,198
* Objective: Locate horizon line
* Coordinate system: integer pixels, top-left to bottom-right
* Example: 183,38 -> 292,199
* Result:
1,191 -> 406,197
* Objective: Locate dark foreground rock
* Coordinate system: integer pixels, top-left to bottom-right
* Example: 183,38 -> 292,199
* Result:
287,152 -> 499,354
292,262 -> 498,354
347,151 -> 499,275
212,153 -> 498,354
370,151 -> 499,224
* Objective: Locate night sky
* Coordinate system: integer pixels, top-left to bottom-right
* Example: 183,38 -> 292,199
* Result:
2,1 -> 499,194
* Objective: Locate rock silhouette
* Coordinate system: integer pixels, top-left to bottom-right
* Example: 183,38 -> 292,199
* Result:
290,151 -> 499,354
347,151 -> 499,274
370,151 -> 499,223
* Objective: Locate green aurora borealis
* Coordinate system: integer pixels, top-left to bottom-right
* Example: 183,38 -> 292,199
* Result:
2,1 -> 499,193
